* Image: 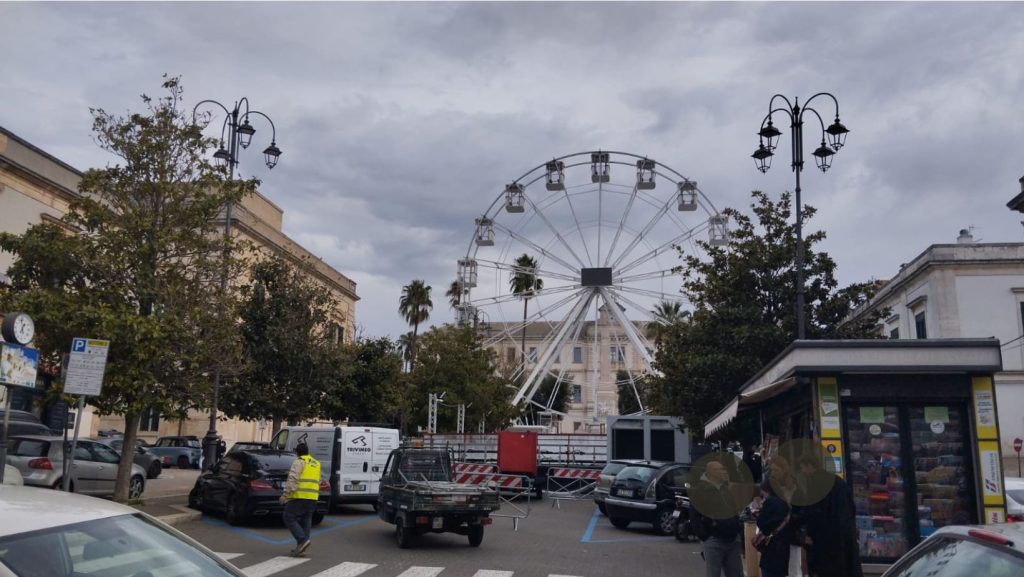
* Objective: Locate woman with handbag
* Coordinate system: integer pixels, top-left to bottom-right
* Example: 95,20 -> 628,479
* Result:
754,478 -> 793,577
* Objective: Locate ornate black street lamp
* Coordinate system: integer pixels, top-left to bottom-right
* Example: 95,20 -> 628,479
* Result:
192,97 -> 281,470
753,93 -> 848,340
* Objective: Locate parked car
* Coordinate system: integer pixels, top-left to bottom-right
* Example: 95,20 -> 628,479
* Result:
188,449 -> 329,526
593,459 -> 641,515
228,441 -> 270,454
604,461 -> 690,535
0,408 -> 59,437
0,485 -> 248,577
881,523 -> 1024,577
147,435 -> 202,469
1006,477 -> 1024,522
2,464 -> 24,486
94,437 -> 162,479
4,435 -> 146,498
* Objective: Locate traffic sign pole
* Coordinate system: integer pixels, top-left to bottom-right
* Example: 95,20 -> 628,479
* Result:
1014,437 -> 1022,477
0,388 -> 12,485
63,396 -> 85,492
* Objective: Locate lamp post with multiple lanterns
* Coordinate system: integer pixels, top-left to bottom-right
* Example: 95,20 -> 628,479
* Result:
192,98 -> 282,470
752,93 -> 849,340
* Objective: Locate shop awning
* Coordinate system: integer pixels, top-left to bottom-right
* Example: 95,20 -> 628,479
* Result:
703,376 -> 798,438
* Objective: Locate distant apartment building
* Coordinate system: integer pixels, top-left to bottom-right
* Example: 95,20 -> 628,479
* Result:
843,230 -> 1024,456
0,125 -> 358,445
483,303 -> 651,433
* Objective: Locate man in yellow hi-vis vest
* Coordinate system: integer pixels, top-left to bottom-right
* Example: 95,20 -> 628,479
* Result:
280,442 -> 321,557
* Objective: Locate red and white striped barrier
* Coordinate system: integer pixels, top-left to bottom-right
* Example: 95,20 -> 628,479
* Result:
453,462 -> 498,474
547,467 -> 601,480
453,472 -> 524,488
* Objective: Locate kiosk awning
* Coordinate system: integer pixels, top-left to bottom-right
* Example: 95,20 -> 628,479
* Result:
703,376 -> 799,437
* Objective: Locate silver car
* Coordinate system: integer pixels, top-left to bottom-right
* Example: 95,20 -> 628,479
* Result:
5,435 -> 146,499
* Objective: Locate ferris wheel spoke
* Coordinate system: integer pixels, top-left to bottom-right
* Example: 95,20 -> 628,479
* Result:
607,185 -> 678,270
598,288 -> 655,374
491,221 -> 581,275
614,268 -> 680,284
604,288 -> 666,322
522,194 -> 589,269
511,291 -> 596,407
478,289 -> 587,347
470,283 -> 579,307
613,284 -> 687,303
562,188 -> 594,266
603,183 -> 639,268
615,221 -> 706,277
616,365 -> 647,415
475,259 -> 580,283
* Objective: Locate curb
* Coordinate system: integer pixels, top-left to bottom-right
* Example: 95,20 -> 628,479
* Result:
155,505 -> 202,527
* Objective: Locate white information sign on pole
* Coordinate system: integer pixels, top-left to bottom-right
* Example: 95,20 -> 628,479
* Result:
63,338 -> 109,397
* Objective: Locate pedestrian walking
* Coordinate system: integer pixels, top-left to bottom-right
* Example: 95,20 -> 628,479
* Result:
797,454 -> 863,577
754,478 -> 793,577
280,442 -> 321,557
690,458 -> 744,577
766,456 -> 808,577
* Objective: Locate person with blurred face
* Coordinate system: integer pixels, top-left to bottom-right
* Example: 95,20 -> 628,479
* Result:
691,458 -> 743,577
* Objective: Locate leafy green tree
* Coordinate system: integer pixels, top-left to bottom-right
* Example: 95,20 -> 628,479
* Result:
407,325 -> 519,433
321,336 -> 403,425
446,280 -> 463,310
398,280 -> 432,364
221,255 -> 339,434
647,190 -> 885,435
646,300 -> 689,347
510,254 -> 543,361
525,374 -> 573,424
617,369 -> 644,415
0,77 -> 254,500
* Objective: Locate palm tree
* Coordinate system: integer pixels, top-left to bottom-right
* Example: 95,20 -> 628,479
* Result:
446,280 -> 463,310
509,254 -> 543,363
397,331 -> 416,371
398,280 -> 432,364
647,300 -> 689,347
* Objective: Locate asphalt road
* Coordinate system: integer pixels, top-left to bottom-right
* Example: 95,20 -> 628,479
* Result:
176,496 -> 709,577
143,466 -> 201,498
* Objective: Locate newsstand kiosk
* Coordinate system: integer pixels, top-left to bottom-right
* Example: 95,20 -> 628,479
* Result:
704,339 -> 1008,573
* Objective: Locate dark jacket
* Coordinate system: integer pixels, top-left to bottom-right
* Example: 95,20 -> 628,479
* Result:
756,495 -> 793,575
690,478 -> 742,542
803,472 -> 863,577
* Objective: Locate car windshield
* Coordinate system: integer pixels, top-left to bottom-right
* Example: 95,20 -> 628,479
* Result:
7,439 -> 49,457
601,462 -> 629,476
1006,490 -> 1024,505
252,454 -> 296,471
888,535 -> 1023,577
617,465 -> 657,484
0,513 -> 241,577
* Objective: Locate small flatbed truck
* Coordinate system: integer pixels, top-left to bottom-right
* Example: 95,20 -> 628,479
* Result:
377,446 -> 500,548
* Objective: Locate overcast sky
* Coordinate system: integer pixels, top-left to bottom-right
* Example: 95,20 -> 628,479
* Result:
3,2 -> 1024,341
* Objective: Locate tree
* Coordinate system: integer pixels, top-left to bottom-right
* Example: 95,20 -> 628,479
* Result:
525,374 -> 573,425
398,280 -> 432,364
510,254 -> 543,362
646,300 -> 689,347
321,336 -> 403,425
397,331 -> 415,372
446,280 -> 463,310
647,190 -> 886,435
617,369 -> 644,415
407,325 -> 519,433
0,76 -> 254,501
221,255 -> 339,435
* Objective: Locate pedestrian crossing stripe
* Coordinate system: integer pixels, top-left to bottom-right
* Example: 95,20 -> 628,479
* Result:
471,572 -> 514,577
241,556 -> 309,577
215,554 -> 579,577
395,568 -> 444,577
308,562 -> 378,577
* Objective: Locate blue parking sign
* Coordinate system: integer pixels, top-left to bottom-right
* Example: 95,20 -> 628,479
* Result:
72,338 -> 87,353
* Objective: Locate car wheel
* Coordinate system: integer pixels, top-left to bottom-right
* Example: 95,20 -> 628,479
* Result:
226,498 -> 246,526
654,508 -> 675,536
128,475 -> 145,499
53,479 -> 75,493
609,516 -> 630,529
147,461 -> 162,479
597,502 -> 607,515
395,523 -> 413,549
468,524 -> 484,547
372,502 -> 380,513
188,488 -> 204,511
176,456 -> 189,469
312,512 -> 325,526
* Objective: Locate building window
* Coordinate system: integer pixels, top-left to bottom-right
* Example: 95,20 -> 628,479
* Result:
889,327 -> 899,339
139,407 -> 160,432
506,348 -> 516,363
528,347 -> 538,363
571,384 -> 582,404
330,323 -> 344,344
609,345 -> 625,364
573,347 -> 583,364
914,311 -> 927,339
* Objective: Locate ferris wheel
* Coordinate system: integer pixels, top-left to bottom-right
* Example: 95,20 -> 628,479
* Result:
456,151 -> 727,423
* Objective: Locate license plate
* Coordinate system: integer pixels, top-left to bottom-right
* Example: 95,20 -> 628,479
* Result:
618,489 -> 633,498
344,484 -> 367,491
432,517 -> 444,529
672,510 -> 680,518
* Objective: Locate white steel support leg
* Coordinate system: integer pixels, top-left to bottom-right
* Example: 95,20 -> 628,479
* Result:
511,290 -> 596,407
599,288 -> 655,374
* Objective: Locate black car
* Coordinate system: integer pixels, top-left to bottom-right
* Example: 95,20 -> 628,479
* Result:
604,461 -> 689,535
187,449 -> 329,526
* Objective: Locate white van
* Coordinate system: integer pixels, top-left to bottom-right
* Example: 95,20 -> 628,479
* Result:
269,425 -> 399,509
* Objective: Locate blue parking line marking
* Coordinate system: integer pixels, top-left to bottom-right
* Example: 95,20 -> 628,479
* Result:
202,515 -> 376,545
580,508 -> 676,544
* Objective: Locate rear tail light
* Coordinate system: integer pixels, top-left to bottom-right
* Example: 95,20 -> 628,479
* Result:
248,479 -> 275,491
967,528 -> 1014,546
1008,514 -> 1024,523
415,516 -> 429,525
28,458 -> 52,470
161,456 -> 170,465
319,480 -> 331,491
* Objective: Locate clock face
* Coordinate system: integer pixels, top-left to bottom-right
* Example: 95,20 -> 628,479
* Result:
14,315 -> 34,344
